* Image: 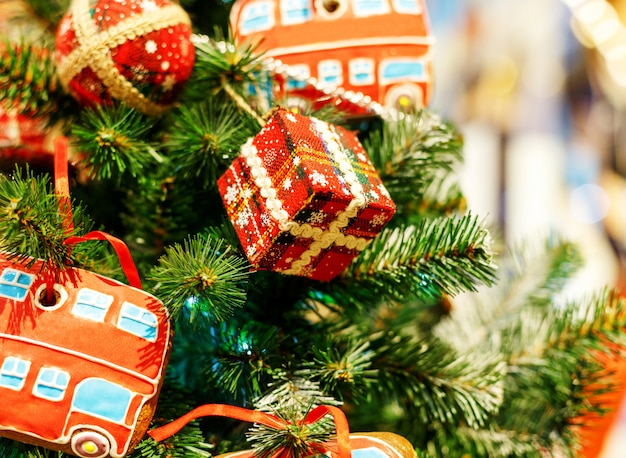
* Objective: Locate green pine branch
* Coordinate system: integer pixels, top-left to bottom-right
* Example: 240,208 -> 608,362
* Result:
0,439 -> 65,458
305,339 -> 379,401
182,35 -> 266,111
500,236 -> 585,313
23,0 -> 69,28
432,239 -> 626,456
163,99 -> 255,188
0,39 -> 61,117
132,381 -> 214,458
0,167 -> 96,271
203,323 -> 278,397
417,176 -> 467,220
434,236 -> 585,355
149,233 -> 251,323
365,112 -> 464,220
427,426 -> 543,458
371,330 -> 505,431
340,213 -> 497,302
71,102 -> 161,182
247,378 -> 340,458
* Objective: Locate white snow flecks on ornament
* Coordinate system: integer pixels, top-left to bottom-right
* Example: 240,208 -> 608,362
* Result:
378,183 -> 391,198
141,0 -> 159,12
310,171 -> 329,187
145,40 -> 157,53
224,184 -> 239,205
236,207 -> 253,228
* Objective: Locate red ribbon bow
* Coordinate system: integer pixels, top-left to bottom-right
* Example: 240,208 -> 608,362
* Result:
148,403 -> 351,458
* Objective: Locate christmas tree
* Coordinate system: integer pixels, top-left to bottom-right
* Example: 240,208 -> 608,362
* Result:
1,0 -> 625,457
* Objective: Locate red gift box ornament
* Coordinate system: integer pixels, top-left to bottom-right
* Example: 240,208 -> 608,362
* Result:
218,108 -> 396,281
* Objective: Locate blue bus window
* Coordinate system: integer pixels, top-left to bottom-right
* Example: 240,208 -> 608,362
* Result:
349,59 -> 375,86
34,367 -> 70,401
281,0 -> 312,25
73,378 -> 131,423
352,0 -> 390,17
239,1 -> 275,35
392,0 -> 421,14
0,268 -> 34,301
0,356 -> 31,391
118,302 -> 158,342
72,288 -> 113,322
380,60 -> 425,81
352,447 -> 391,458
318,60 -> 343,86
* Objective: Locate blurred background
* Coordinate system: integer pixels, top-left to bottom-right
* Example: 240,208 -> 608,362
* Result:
425,1 -> 626,456
2,0 -> 626,455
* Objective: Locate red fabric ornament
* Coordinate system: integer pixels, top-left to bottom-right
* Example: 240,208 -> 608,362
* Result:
0,138 -> 172,458
0,248 -> 171,458
0,104 -> 47,156
230,0 -> 434,117
218,108 -> 396,281
0,102 -> 52,170
55,0 -> 195,116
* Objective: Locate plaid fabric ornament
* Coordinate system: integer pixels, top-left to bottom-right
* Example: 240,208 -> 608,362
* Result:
218,108 -> 395,281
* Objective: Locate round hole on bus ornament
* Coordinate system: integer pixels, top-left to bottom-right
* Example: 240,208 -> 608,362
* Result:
323,0 -> 341,13
34,283 -> 68,311
37,288 -> 61,307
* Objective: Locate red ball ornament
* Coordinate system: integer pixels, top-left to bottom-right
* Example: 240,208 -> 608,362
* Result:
55,0 -> 196,116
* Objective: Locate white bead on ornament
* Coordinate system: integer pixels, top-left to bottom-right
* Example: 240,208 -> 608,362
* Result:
55,0 -> 196,116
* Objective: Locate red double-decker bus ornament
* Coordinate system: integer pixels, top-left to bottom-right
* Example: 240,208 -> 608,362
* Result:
230,0 -> 434,118
0,138 -> 172,458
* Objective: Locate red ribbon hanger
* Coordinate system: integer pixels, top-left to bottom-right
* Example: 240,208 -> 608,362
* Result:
53,136 -> 142,290
148,403 -> 352,458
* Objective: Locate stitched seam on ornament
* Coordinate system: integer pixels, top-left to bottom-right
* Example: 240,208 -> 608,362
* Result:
58,4 -> 190,115
283,118 -> 370,276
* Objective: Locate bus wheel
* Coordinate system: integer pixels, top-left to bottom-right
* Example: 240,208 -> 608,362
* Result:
71,430 -> 111,458
384,84 -> 424,114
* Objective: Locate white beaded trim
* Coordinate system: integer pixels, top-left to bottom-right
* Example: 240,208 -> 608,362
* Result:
191,36 -> 409,121
239,117 -> 371,276
265,56 -> 387,118
57,1 -> 192,116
